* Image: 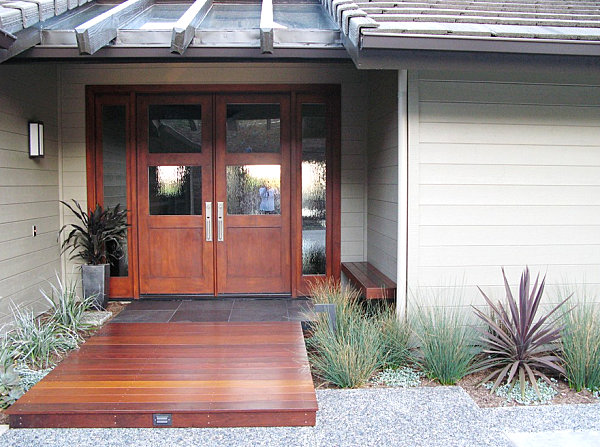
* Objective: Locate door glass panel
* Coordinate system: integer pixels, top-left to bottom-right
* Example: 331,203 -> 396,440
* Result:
301,104 -> 326,275
149,166 -> 202,215
226,165 -> 281,215
226,104 -> 280,153
102,105 -> 128,277
148,105 -> 202,153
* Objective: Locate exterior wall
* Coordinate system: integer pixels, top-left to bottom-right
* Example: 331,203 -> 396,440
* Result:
59,62 -> 369,288
366,71 -> 398,281
0,64 -> 60,326
407,70 -> 600,307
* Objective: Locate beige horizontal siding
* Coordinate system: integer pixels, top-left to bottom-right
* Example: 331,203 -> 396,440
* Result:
408,71 -> 600,307
366,71 -> 398,281
59,62 -> 369,283
0,63 -> 60,328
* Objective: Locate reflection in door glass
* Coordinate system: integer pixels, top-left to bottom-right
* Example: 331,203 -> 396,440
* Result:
102,105 -> 128,277
226,165 -> 281,215
149,166 -> 202,215
148,105 -> 202,153
302,104 -> 327,275
226,104 -> 280,153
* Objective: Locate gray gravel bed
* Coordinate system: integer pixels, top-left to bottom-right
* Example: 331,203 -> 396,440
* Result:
2,388 -> 599,447
486,403 -> 600,433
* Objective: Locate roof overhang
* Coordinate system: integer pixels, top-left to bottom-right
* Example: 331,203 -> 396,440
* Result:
342,33 -> 600,74
325,0 -> 600,72
4,0 -> 600,71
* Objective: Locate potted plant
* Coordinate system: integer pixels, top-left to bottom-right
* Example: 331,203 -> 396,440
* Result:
59,200 -> 128,310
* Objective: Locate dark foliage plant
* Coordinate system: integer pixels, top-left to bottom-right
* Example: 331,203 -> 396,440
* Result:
59,200 -> 129,265
472,267 -> 569,397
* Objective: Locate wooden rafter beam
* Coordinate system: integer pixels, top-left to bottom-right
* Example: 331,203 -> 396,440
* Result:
259,0 -> 274,54
170,0 -> 211,55
0,27 -> 15,48
74,0 -> 153,55
0,25 -> 39,62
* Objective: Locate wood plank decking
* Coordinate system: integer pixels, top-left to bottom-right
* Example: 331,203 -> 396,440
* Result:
6,322 -> 317,428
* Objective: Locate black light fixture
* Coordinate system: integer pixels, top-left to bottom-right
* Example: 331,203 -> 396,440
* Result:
29,121 -> 44,158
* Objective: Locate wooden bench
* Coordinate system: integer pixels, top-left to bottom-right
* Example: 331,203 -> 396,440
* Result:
341,262 -> 396,300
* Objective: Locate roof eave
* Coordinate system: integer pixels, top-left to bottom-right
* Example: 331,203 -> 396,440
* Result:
360,34 -> 600,58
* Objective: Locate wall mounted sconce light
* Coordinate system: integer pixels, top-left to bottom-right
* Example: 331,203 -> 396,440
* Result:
29,121 -> 44,158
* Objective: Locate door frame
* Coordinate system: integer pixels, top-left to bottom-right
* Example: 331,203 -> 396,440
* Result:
86,84 -> 341,298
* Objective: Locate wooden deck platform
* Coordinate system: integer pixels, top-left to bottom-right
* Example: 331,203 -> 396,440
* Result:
6,322 -> 317,428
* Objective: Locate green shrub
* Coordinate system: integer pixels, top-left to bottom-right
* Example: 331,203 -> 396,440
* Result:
42,275 -> 95,338
412,290 -> 479,385
371,367 -> 421,388
14,365 -> 52,393
560,298 -> 600,392
6,305 -> 79,369
484,378 -> 557,405
307,279 -> 385,388
0,340 -> 23,409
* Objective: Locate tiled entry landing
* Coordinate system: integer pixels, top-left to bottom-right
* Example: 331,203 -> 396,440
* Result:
112,298 -> 314,323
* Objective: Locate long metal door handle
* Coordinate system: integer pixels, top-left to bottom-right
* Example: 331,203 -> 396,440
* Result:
217,202 -> 224,242
205,202 -> 212,242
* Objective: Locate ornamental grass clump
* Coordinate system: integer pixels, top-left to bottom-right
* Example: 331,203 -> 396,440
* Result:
473,267 -> 569,398
378,307 -> 412,369
307,279 -> 385,388
560,296 -> 600,393
412,297 -> 479,385
41,275 -> 96,339
6,305 -> 79,369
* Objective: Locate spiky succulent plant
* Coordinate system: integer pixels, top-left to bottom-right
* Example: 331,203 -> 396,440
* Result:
472,267 -> 569,398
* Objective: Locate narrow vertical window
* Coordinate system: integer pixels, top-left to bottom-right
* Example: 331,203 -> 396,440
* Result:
301,104 -> 327,275
102,105 -> 128,277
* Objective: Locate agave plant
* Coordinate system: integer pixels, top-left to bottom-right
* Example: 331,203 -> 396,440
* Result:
59,199 -> 128,265
472,267 -> 569,397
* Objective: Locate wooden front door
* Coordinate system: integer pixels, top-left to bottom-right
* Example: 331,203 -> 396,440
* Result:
137,95 -> 215,294
88,85 -> 341,299
137,93 -> 290,295
215,95 -> 291,294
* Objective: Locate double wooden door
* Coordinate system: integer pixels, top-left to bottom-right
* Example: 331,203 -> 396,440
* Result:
137,94 -> 291,295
